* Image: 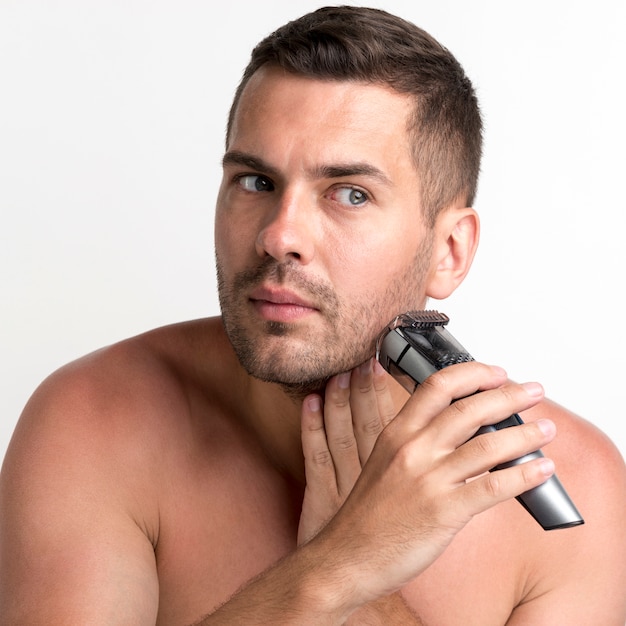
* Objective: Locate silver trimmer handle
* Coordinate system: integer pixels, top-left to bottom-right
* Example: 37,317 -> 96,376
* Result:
376,311 -> 584,531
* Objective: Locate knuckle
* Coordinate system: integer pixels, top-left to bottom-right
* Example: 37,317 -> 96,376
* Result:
327,389 -> 350,409
304,420 -> 325,435
379,406 -> 397,426
524,423 -> 540,445
356,379 -> 374,395
419,373 -> 453,404
422,369 -> 450,395
332,434 -> 356,451
514,422 -> 542,451
390,439 -> 419,473
519,459 -> 542,486
497,384 -> 517,405
519,462 -> 533,485
311,449 -> 333,467
471,432 -> 499,458
484,471 -> 503,498
448,398 -> 468,417
375,422 -> 414,460
374,423 -> 394,451
373,377 -> 388,394
359,417 -> 383,437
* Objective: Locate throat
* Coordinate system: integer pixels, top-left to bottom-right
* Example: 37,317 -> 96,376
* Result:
241,377 -> 309,485
277,378 -> 327,401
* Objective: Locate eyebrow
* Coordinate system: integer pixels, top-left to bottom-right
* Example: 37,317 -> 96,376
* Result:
313,163 -> 392,186
222,151 -> 281,179
222,150 -> 392,186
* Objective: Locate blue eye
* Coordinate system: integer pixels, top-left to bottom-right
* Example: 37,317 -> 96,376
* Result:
332,187 -> 369,206
237,175 -> 274,192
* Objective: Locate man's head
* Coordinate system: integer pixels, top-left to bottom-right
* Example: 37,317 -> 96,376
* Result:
226,5 -> 482,226
215,7 -> 481,396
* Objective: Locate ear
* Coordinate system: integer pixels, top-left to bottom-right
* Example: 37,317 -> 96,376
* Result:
425,207 -> 480,300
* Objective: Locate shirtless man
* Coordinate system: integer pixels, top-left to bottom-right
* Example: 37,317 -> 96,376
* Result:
1,6 -> 625,625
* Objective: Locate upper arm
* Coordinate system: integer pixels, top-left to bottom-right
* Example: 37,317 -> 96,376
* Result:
508,406 -> 626,625
0,359 -> 162,624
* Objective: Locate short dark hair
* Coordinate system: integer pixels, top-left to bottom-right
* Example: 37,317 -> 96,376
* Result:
226,6 -> 483,225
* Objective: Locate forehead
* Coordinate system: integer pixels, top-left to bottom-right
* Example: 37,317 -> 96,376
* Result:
228,67 -> 416,173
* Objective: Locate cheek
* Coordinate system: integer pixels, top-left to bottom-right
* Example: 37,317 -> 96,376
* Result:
214,189 -> 230,253
329,227 -> 420,291
213,214 -> 232,271
214,198 -> 257,271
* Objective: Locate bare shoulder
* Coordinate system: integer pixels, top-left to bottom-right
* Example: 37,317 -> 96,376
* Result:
3,317 -> 234,478
0,317 -> 238,623
510,398 -> 626,623
405,398 -> 626,625
527,398 -> 626,518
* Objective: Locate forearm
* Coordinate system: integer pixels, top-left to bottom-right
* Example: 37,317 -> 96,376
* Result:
193,542 -> 359,625
195,561 -> 422,626
346,592 -> 425,625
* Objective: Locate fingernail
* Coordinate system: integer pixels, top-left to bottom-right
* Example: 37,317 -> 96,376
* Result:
536,418 -> 555,437
307,396 -> 321,412
539,457 -> 555,476
522,382 -> 544,397
373,360 -> 386,376
490,365 -> 507,377
337,372 -> 351,389
359,359 -> 373,376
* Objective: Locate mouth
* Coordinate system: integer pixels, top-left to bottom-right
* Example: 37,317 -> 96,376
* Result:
249,286 -> 320,323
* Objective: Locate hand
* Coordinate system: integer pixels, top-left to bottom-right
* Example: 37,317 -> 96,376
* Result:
308,362 -> 556,611
298,358 -> 396,545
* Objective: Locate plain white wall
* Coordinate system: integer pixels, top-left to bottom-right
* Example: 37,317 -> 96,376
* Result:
1,1 -> 624,466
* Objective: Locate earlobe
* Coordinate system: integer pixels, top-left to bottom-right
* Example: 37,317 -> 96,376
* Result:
425,207 -> 480,300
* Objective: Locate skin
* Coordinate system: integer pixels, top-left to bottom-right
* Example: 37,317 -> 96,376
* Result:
1,69 -> 625,625
215,68 -> 437,395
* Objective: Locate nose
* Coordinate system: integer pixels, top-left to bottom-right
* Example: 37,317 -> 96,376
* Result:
255,192 -> 316,264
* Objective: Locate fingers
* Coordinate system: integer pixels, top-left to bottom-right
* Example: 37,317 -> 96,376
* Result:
301,395 -> 338,495
322,373 -> 361,494
302,360 -> 558,595
397,362 -> 510,433
304,359 -> 552,535
429,379 -> 547,452
447,417 -> 556,485
391,363 -> 545,449
350,359 -> 396,464
397,446 -> 557,539
299,393 -> 352,545
375,360 -> 556,502
454,451 -> 556,521
298,365 -> 387,545
314,359 -> 398,480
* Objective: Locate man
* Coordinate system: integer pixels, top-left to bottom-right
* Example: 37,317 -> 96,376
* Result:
1,6 -> 625,624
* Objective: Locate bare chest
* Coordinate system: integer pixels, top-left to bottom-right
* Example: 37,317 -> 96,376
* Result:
152,466 -> 528,626
152,439 -> 302,624
402,500 -> 528,625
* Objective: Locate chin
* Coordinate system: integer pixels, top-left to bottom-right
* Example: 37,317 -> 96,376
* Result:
242,339 -> 377,401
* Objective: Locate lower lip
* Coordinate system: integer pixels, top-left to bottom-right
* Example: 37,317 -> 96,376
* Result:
251,299 -> 318,323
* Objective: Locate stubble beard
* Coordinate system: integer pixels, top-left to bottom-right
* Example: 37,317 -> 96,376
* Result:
217,234 -> 433,399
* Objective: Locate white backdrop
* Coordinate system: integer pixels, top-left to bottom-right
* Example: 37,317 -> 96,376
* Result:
1,1 -> 624,465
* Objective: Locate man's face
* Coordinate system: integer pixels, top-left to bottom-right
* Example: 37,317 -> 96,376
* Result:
215,67 -> 436,394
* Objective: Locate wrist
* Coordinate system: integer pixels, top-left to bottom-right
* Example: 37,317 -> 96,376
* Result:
294,529 -> 378,622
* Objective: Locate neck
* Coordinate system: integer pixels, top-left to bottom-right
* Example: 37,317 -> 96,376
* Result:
242,375 -> 310,484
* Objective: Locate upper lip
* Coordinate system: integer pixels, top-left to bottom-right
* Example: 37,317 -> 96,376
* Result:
249,286 -> 318,309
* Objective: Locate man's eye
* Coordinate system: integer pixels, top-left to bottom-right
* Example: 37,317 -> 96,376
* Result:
330,187 -> 369,206
237,175 -> 274,192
